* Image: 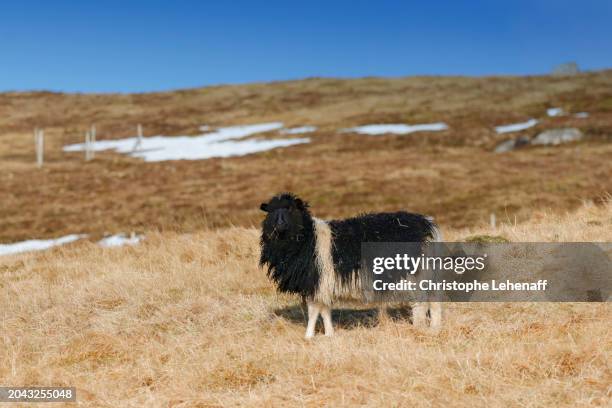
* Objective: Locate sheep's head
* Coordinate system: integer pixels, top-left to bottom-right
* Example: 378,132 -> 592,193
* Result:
260,193 -> 309,241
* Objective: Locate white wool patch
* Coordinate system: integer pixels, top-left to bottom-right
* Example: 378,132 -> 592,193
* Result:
312,218 -> 361,305
312,218 -> 336,305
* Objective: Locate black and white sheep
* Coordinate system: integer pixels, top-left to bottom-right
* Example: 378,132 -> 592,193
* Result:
259,193 -> 443,338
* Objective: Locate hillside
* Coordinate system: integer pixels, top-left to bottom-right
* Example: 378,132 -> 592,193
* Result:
0,202 -> 610,407
1,71 -> 612,241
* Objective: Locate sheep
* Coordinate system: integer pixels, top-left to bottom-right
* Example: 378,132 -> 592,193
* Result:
259,193 -> 442,338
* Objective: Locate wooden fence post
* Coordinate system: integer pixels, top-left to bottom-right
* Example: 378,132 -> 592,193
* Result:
133,124 -> 143,152
85,130 -> 92,161
35,128 -> 44,168
90,124 -> 96,159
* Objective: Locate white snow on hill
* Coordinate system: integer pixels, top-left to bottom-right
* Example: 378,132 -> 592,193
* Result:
0,234 -> 86,256
343,123 -> 448,135
64,123 -> 309,162
495,119 -> 538,134
547,108 -> 564,117
98,233 -> 142,247
280,126 -> 317,134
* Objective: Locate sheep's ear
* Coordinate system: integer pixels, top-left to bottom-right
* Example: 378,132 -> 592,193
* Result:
260,203 -> 269,212
294,198 -> 307,210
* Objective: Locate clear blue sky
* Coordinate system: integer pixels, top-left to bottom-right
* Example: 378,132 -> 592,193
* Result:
1,0 -> 611,93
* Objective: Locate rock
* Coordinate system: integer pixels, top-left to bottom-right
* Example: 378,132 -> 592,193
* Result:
552,62 -> 580,76
514,135 -> 531,148
494,139 -> 515,153
494,135 -> 531,153
531,128 -> 583,146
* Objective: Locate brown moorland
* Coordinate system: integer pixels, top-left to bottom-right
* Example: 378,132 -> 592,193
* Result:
1,71 -> 612,241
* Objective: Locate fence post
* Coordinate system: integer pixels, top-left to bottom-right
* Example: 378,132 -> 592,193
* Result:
85,130 -> 91,161
490,213 -> 496,230
34,128 -> 38,165
35,128 -> 44,168
91,124 -> 96,159
133,123 -> 143,152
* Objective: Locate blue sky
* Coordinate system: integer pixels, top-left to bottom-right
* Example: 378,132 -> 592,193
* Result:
1,0 -> 611,93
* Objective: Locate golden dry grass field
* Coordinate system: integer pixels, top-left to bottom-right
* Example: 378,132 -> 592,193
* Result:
0,202 -> 611,407
1,72 -> 611,407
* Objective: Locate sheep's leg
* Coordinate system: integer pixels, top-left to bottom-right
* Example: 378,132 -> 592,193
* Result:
429,302 -> 442,330
300,295 -> 308,321
412,302 -> 427,327
305,302 -> 321,339
321,305 -> 334,336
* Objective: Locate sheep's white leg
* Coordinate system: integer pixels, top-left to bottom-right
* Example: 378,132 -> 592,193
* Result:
305,302 -> 321,339
429,302 -> 442,330
412,302 -> 427,327
321,305 -> 334,336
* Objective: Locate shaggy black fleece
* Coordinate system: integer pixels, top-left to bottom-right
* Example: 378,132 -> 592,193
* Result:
329,211 -> 437,286
259,193 -> 320,297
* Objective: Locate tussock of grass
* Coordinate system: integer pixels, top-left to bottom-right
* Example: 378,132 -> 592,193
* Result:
1,203 -> 610,406
464,235 -> 510,243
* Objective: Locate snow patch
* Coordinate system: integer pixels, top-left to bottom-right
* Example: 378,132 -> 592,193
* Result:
495,119 -> 538,134
98,233 -> 142,247
63,123 -> 309,162
547,108 -> 564,117
574,112 -> 589,118
343,123 -> 448,135
0,234 -> 86,256
280,126 -> 317,134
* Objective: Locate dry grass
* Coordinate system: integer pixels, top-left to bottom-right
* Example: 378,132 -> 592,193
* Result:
1,202 -> 610,407
1,72 -> 612,241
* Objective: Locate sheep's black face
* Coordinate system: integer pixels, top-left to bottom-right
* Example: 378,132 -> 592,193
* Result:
260,193 -> 308,241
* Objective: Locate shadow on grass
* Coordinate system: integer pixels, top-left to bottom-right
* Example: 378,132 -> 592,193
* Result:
273,303 -> 413,330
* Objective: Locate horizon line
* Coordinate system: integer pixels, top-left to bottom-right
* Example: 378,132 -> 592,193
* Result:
2,67 -> 610,96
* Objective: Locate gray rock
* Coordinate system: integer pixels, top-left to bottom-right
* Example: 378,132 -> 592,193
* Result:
531,128 -> 583,146
514,135 -> 531,148
494,135 -> 531,153
552,62 -> 580,76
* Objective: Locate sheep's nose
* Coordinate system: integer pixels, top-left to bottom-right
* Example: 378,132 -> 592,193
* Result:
275,212 -> 289,230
